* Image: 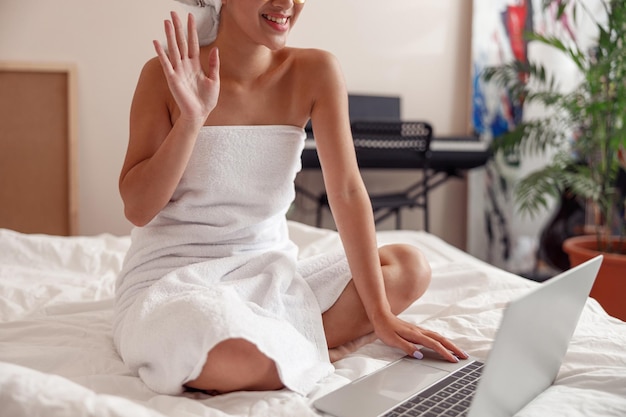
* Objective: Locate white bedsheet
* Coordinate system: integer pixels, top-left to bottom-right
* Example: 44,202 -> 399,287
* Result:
0,222 -> 624,417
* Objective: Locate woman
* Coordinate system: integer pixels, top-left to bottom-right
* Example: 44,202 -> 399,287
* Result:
114,0 -> 467,396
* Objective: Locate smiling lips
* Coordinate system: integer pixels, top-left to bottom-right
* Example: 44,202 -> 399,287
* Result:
262,14 -> 289,27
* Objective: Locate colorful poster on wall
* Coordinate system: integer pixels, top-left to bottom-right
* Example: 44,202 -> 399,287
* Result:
467,0 -> 602,276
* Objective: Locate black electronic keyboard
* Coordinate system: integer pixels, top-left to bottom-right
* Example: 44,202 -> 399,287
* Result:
302,136 -> 490,171
298,130 -> 491,230
297,107 -> 490,230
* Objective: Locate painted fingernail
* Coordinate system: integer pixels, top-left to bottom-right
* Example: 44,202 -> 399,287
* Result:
413,350 -> 424,360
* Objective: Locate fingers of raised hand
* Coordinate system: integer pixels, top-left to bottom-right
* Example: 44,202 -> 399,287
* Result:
155,12 -> 204,78
163,15 -> 181,65
160,12 -> 196,68
153,39 -> 176,78
186,13 -> 200,59
206,46 -> 220,81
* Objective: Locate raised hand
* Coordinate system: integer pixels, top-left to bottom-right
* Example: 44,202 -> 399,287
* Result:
153,11 -> 220,124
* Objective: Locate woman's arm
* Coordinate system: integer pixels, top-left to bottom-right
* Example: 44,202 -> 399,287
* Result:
310,51 -> 464,362
309,52 -> 391,320
119,12 -> 220,226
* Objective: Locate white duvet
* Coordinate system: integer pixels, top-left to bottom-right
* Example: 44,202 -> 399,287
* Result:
0,222 -> 625,417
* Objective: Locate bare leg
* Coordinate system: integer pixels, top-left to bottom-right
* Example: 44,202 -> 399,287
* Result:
186,244 -> 430,392
185,338 -> 283,394
322,244 -> 431,349
328,332 -> 379,362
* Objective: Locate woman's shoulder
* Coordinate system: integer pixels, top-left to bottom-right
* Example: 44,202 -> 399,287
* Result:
286,47 -> 339,65
134,56 -> 171,99
139,56 -> 167,81
284,47 -> 343,79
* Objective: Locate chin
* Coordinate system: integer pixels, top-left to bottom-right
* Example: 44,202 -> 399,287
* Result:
264,37 -> 288,51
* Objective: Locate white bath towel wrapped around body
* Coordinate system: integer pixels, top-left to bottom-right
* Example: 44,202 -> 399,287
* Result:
113,125 -> 352,395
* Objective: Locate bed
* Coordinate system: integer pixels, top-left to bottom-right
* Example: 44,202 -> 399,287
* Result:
1,221 -> 625,417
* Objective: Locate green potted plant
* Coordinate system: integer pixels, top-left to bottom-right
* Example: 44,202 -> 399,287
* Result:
482,0 -> 626,320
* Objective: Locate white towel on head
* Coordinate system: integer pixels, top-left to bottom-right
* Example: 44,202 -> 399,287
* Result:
174,0 -> 221,45
113,125 -> 353,395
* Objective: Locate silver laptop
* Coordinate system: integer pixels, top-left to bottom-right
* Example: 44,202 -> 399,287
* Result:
313,255 -> 603,417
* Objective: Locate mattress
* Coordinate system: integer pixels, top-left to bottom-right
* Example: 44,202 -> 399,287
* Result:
1,221 -> 624,416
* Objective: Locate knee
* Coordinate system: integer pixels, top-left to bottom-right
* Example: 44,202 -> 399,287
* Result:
185,339 -> 283,394
382,244 -> 432,302
399,245 -> 431,299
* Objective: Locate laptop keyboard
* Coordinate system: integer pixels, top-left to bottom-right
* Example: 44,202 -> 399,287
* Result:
383,361 -> 485,417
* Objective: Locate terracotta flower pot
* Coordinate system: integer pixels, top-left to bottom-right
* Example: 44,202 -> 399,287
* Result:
563,235 -> 626,321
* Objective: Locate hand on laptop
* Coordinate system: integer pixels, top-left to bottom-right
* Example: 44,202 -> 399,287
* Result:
373,315 -> 468,363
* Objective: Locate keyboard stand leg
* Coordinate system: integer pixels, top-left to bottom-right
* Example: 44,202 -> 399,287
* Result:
316,204 -> 323,228
396,209 -> 402,230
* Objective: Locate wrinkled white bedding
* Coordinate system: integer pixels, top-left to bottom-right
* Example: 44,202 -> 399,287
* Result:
0,222 -> 625,417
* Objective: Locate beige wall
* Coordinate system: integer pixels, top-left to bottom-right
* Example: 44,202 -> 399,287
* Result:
0,0 -> 473,248
288,1 -> 473,249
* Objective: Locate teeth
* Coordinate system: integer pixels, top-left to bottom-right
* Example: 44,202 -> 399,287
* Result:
263,15 -> 288,25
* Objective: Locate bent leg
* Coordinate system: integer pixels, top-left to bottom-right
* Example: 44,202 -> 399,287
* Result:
322,244 -> 431,349
185,338 -> 283,393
